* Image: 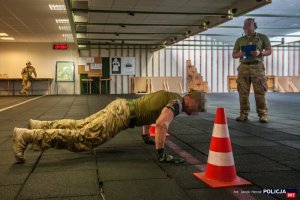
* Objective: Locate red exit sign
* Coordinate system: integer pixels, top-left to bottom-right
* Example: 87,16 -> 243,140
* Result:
53,44 -> 68,50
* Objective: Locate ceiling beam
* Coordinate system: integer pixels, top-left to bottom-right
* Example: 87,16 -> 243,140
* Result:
78,43 -> 160,46
77,38 -> 163,41
164,48 -> 300,51
76,31 -> 187,35
76,39 -> 282,45
170,44 -> 300,47
72,8 -> 230,16
78,45 -> 300,51
182,39 -> 281,42
199,34 -> 300,37
245,13 -> 300,18
80,47 -> 158,50
75,22 -> 205,27
217,25 -> 300,29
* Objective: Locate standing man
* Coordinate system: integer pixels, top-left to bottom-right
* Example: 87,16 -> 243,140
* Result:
20,61 -> 37,95
232,18 -> 272,123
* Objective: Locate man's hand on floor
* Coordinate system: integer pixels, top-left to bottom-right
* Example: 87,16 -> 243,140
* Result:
142,134 -> 155,145
157,148 -> 185,164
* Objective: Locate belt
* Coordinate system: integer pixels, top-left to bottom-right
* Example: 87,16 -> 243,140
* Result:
126,99 -> 137,128
241,61 -> 261,65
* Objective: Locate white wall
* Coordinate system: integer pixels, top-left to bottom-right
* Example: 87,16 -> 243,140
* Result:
1,39 -> 299,95
0,43 -> 79,95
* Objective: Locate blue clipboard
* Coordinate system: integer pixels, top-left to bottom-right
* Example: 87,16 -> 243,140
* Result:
241,45 -> 256,58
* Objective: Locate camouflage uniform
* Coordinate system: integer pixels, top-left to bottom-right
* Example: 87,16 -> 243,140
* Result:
24,91 -> 185,153
21,63 -> 37,95
29,90 -> 185,130
233,32 -> 271,118
13,90 -> 205,163
29,99 -> 131,152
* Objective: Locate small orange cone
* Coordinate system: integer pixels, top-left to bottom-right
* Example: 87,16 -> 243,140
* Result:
149,124 -> 170,137
193,107 -> 252,188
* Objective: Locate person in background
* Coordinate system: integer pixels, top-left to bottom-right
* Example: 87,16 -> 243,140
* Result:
232,18 -> 272,123
20,61 -> 37,95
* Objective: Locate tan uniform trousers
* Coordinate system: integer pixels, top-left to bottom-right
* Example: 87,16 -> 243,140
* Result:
236,63 -> 268,117
31,99 -> 131,152
21,79 -> 32,94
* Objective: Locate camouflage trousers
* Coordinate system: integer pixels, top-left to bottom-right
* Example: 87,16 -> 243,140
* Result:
30,99 -> 131,152
236,63 -> 268,117
21,79 -> 32,95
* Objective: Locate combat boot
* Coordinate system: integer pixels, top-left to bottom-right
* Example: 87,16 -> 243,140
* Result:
28,119 -> 50,129
236,114 -> 248,121
12,128 -> 33,163
259,115 -> 268,123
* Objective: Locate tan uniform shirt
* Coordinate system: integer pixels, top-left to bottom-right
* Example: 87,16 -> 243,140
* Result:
21,66 -> 37,80
131,90 -> 183,126
233,32 -> 271,63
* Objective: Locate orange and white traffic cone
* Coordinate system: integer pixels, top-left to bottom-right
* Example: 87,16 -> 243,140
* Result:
149,124 -> 170,137
193,107 -> 252,188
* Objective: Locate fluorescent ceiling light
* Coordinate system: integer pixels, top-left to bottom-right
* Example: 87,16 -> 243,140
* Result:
78,45 -> 87,48
56,19 -> 69,24
65,38 -> 74,42
63,34 -> 73,38
1,37 -> 15,40
62,34 -> 73,42
0,33 -> 8,37
59,26 -> 71,31
49,4 -> 66,11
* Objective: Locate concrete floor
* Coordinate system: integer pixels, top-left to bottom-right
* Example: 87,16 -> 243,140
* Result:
0,93 -> 299,200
